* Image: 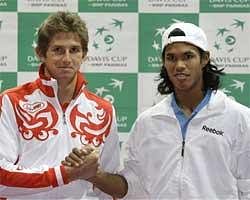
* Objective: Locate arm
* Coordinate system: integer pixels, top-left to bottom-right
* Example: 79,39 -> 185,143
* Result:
88,169 -> 128,199
0,94 -> 69,197
232,110 -> 250,199
118,117 -> 149,199
86,116 -> 148,199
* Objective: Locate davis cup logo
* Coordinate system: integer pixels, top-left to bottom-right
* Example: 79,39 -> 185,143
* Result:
221,79 -> 245,101
95,78 -> 124,104
213,19 -> 245,53
91,18 -> 124,52
152,26 -> 166,52
32,26 -> 39,48
152,19 -> 184,53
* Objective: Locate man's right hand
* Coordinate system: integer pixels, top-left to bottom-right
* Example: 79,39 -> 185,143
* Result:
62,145 -> 100,182
62,145 -> 128,199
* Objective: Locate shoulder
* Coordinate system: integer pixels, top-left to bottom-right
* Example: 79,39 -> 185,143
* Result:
0,81 -> 38,117
82,88 -> 113,112
1,81 -> 38,100
226,99 -> 250,125
214,90 -> 250,119
223,93 -> 250,115
220,94 -> 250,138
136,94 -> 172,123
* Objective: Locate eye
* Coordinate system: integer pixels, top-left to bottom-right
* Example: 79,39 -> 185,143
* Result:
183,53 -> 194,60
70,46 -> 82,53
165,54 -> 176,62
50,47 -> 64,55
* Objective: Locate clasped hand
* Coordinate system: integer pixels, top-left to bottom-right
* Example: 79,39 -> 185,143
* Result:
61,145 -> 100,182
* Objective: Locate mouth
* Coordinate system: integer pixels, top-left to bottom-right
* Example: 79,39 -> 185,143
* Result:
174,73 -> 189,80
58,66 -> 73,70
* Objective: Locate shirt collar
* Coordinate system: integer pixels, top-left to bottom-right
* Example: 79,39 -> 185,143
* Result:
171,89 -> 212,116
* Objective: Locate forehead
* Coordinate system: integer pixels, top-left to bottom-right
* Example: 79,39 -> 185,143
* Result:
49,32 -> 81,46
165,42 -> 199,54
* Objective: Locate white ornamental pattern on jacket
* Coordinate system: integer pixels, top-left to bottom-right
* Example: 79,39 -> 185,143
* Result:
11,90 -> 112,145
15,100 -> 59,141
70,91 -> 112,147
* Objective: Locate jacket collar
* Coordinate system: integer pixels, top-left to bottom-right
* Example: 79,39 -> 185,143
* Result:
150,90 -> 227,118
35,63 -> 87,99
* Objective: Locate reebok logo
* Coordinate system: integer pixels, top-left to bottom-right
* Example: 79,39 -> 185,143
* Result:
202,125 -> 224,136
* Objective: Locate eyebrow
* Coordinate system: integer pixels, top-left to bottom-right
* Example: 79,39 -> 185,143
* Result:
50,44 -> 82,48
166,49 -> 197,55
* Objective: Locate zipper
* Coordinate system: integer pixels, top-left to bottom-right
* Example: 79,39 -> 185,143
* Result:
179,140 -> 185,199
181,140 -> 185,157
63,112 -> 66,125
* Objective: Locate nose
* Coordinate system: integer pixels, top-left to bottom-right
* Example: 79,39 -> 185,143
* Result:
175,59 -> 186,71
61,50 -> 71,63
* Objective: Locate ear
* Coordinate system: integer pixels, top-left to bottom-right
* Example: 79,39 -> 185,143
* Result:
35,47 -> 45,62
201,51 -> 210,68
82,51 -> 87,62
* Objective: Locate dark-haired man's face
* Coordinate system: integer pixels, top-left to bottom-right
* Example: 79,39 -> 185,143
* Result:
164,42 -> 207,94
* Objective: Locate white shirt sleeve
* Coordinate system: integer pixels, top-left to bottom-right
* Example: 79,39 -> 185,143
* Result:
93,106 -> 121,200
231,109 -> 250,199
119,118 -> 149,199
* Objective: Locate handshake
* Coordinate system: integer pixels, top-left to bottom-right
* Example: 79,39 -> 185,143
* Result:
61,145 -> 100,183
60,145 -> 128,199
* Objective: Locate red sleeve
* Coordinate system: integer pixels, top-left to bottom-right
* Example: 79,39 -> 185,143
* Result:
0,166 -> 69,197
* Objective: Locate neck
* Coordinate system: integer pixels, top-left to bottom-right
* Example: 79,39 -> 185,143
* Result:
175,89 -> 205,117
57,76 -> 77,105
43,67 -> 78,105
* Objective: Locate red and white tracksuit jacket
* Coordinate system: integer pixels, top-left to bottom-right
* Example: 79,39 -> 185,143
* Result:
0,67 -> 120,199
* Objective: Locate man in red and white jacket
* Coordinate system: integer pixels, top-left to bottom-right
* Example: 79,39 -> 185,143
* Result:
0,11 -> 127,200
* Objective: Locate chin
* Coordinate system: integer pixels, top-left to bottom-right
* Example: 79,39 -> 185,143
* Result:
175,86 -> 191,93
56,74 -> 74,80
